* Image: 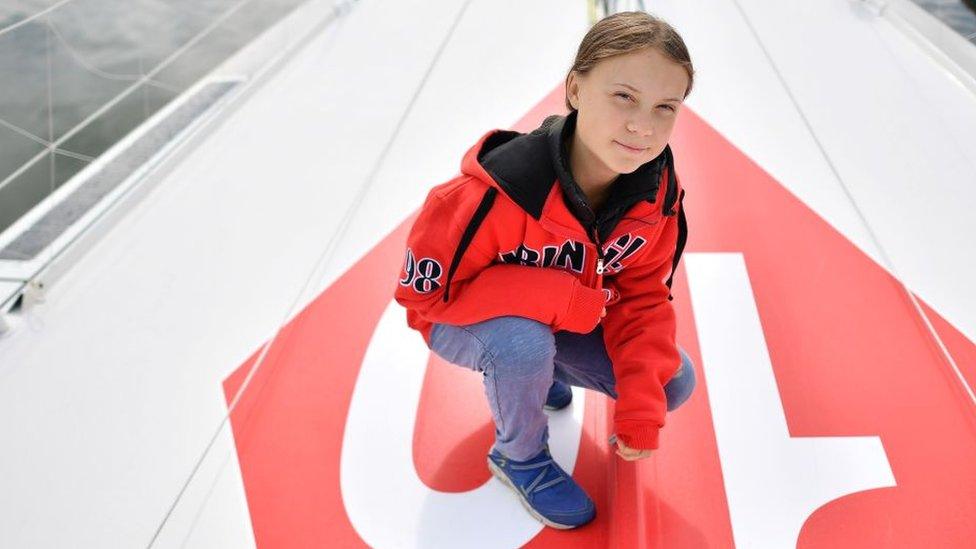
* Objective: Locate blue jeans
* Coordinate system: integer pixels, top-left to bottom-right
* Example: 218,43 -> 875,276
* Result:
428,316 -> 696,461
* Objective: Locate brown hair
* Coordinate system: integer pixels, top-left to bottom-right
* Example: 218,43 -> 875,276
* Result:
565,11 -> 695,111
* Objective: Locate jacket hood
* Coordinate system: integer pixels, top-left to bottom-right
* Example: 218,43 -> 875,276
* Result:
442,111 -> 688,305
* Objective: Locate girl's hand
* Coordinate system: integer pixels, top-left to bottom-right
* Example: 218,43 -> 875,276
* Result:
610,434 -> 653,461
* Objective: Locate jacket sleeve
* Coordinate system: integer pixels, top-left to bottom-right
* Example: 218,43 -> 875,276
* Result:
394,183 -> 606,333
600,204 -> 683,450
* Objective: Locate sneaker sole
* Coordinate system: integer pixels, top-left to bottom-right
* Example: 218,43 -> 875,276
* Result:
486,456 -> 594,529
543,401 -> 571,411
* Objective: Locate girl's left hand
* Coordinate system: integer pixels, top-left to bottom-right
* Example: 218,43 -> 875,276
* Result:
614,437 -> 653,461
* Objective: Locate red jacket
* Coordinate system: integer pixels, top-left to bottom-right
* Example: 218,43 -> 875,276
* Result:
394,110 -> 688,450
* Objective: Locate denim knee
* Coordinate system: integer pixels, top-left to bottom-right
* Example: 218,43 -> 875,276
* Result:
473,316 -> 555,378
665,347 -> 697,412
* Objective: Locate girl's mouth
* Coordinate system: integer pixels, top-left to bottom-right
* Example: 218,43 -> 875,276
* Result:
613,140 -> 647,154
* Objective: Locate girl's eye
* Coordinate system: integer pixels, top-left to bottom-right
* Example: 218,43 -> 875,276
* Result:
615,93 -> 676,112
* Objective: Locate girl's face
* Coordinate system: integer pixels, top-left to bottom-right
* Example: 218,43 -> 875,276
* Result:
566,47 -> 689,175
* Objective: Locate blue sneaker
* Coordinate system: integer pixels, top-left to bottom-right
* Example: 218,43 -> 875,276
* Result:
544,379 -> 573,411
486,444 -> 596,529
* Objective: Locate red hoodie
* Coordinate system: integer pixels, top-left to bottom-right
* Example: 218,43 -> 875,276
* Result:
394,110 -> 688,450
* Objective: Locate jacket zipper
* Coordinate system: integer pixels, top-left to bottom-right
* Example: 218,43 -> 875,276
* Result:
590,223 -> 605,282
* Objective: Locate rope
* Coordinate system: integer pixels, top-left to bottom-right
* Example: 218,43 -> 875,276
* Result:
47,19 -> 184,93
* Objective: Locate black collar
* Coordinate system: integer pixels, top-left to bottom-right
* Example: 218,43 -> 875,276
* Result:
546,110 -> 668,235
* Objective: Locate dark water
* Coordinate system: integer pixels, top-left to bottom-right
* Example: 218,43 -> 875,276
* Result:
0,0 -> 306,234
912,0 -> 976,39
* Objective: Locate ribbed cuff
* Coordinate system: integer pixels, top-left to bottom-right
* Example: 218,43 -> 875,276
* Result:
614,422 -> 661,450
559,282 -> 606,333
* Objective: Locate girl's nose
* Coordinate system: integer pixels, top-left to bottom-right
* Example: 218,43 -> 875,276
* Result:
626,118 -> 654,136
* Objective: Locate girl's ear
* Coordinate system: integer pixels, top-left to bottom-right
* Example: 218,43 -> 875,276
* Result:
566,71 -> 581,110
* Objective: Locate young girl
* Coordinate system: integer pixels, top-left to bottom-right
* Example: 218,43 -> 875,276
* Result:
394,11 -> 696,530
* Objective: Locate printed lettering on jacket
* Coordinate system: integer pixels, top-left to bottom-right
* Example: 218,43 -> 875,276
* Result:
498,240 -> 585,273
399,247 -> 443,294
601,234 -> 647,275
497,233 -> 647,276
